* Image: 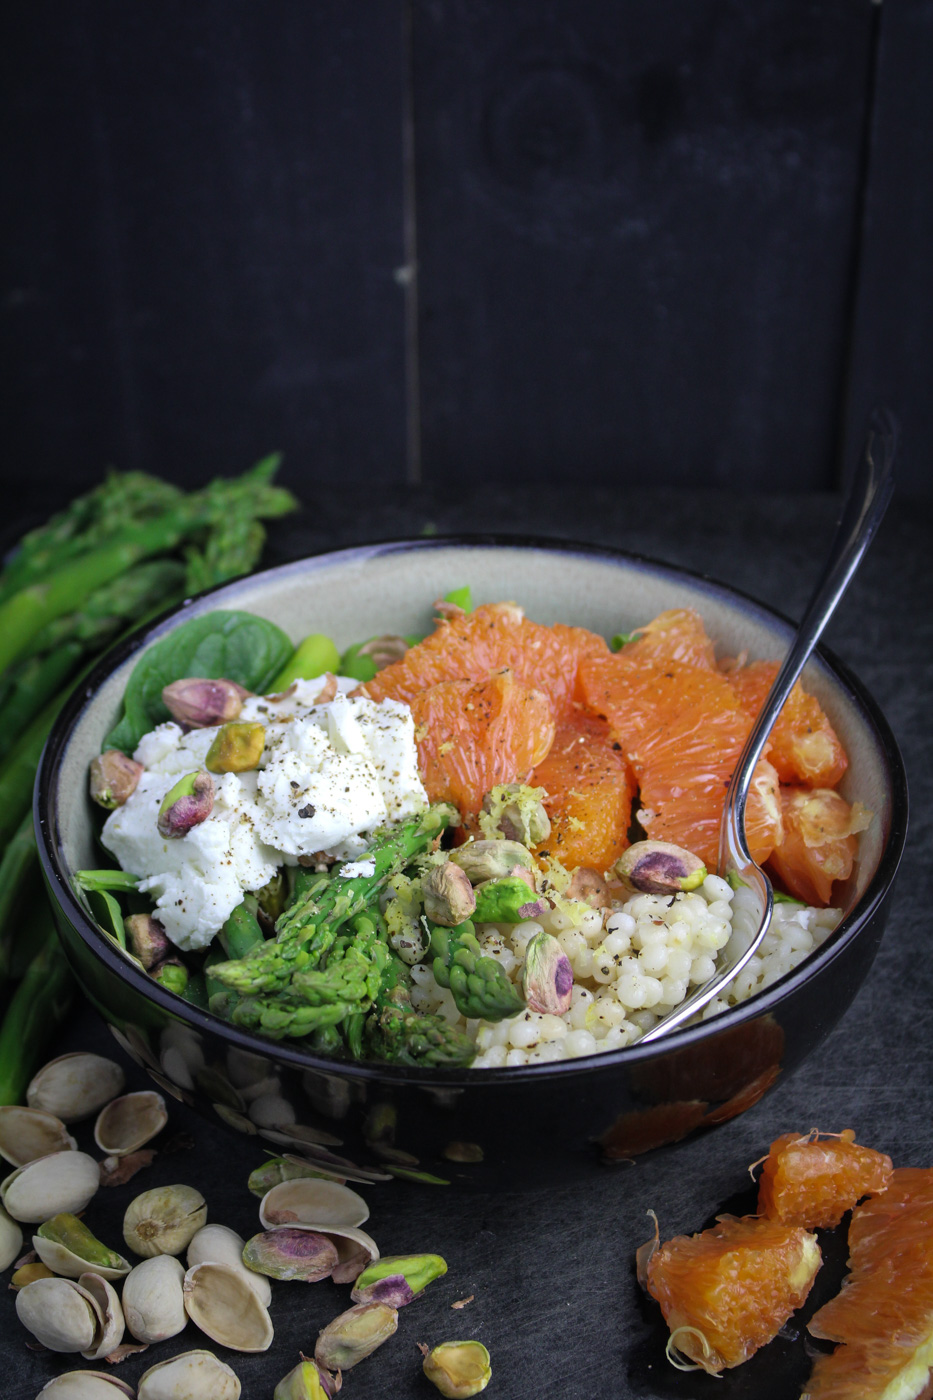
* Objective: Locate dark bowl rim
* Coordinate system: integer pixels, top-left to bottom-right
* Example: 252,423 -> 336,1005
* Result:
35,533 -> 910,1087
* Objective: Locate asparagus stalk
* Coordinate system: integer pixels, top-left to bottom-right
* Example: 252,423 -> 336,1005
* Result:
0,815 -> 41,989
0,909 -> 74,1105
16,559 -> 187,662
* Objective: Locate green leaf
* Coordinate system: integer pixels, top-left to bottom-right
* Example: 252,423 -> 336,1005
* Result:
104,609 -> 293,754
86,888 -> 126,949
610,630 -> 637,652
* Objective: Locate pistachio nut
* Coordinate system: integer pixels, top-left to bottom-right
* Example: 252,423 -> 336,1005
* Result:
1,1150 -> 100,1223
94,1090 -> 168,1157
422,1339 -> 492,1397
204,721 -> 266,774
242,1227 -> 338,1282
137,1350 -> 242,1400
566,865 -> 611,908
481,783 -> 550,845
258,1177 -> 369,1230
33,1213 -> 131,1280
27,1053 -> 125,1123
39,1371 -> 135,1398
152,959 -> 189,996
15,1275 -> 101,1352
186,1222 -> 271,1305
473,874 -> 544,924
121,1253 -> 187,1343
314,1301 -> 398,1372
273,1358 -> 335,1400
89,750 -> 144,809
522,930 -> 574,1015
157,770 -> 215,838
351,1252 -> 447,1306
0,1104 -> 77,1169
612,839 -> 707,896
123,1183 -> 208,1258
124,913 -> 171,969
161,677 -> 251,728
421,863 -> 477,928
77,1271 -> 125,1360
183,1260 -> 274,1351
12,1261 -> 55,1287
0,1200 -> 23,1270
449,839 -> 536,884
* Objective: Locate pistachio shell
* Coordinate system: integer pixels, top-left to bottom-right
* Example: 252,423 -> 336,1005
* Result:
94,1091 -> 168,1157
78,1271 -> 125,1360
39,1371 -> 135,1398
183,1261 -> 274,1352
121,1254 -> 187,1343
27,1054 -> 126,1123
318,1223 -> 380,1285
258,1178 -> 369,1231
33,1212 -> 131,1280
0,1200 -> 23,1269
0,1105 -> 77,1167
15,1275 -> 100,1351
137,1350 -> 241,1400
1,1151 -> 100,1223
187,1222 -> 271,1305
123,1183 -> 208,1258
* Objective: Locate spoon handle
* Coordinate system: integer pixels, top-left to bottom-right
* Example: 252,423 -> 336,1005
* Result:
721,408 -> 897,869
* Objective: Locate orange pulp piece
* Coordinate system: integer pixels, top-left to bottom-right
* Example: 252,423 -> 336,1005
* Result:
766,787 -> 871,907
728,660 -> 848,788
804,1168 -> 933,1398
577,653 -> 783,869
622,607 -> 719,669
529,708 -> 636,874
645,1213 -> 821,1373
409,669 -> 555,816
361,602 -> 610,721
757,1130 -> 893,1228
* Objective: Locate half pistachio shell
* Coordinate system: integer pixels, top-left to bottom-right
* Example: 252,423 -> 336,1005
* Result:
39,1372 -> 135,1398
187,1222 -> 272,1306
0,1200 -> 23,1270
138,1350 -> 241,1400
0,1105 -> 76,1167
15,1275 -> 102,1352
183,1260 -> 274,1352
1,1150 -> 99,1223
33,1212 -> 131,1280
258,1177 -> 369,1230
78,1271 -> 125,1360
314,1301 -> 398,1371
122,1253 -> 187,1343
94,1091 -> 168,1157
27,1054 -> 126,1123
123,1183 -> 207,1258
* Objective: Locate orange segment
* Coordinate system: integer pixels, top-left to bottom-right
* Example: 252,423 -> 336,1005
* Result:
578,653 -> 782,868
645,1214 -> 821,1373
757,1130 -> 893,1228
409,669 -> 555,816
361,603 -> 609,720
767,787 -> 871,907
529,709 -> 636,874
804,1169 -> 933,1399
623,607 -> 718,669
728,660 -> 848,787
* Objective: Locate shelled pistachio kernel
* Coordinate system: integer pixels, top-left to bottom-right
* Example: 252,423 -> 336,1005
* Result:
157,770 -> 215,838
89,750 -> 143,809
205,722 -> 265,773
162,677 -> 250,728
422,1340 -> 492,1397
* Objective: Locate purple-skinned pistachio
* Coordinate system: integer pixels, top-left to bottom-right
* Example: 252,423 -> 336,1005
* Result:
124,914 -> 170,969
314,1302 -> 398,1372
612,840 -> 707,896
481,783 -> 551,845
89,750 -> 144,809
157,770 -> 215,838
448,840 -> 535,884
566,866 -> 611,908
205,721 -> 266,774
161,676 -> 251,728
351,1253 -> 447,1307
242,1227 -> 339,1282
422,863 -> 476,927
521,931 -> 573,1015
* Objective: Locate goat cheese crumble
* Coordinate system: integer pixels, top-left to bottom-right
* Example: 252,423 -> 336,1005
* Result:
101,677 -> 429,951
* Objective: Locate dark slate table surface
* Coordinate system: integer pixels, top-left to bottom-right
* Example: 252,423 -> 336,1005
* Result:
4,486 -> 932,1400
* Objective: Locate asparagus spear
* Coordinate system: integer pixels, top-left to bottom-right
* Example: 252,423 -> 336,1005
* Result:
16,559 -> 187,662
0,908 -> 74,1105
363,1002 -> 476,1068
428,920 -> 526,1022
209,805 -> 457,996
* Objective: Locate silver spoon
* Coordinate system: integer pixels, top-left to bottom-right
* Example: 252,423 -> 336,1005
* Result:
638,409 -> 897,1044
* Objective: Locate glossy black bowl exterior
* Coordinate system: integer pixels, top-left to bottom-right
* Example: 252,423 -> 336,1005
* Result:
35,538 -> 908,1188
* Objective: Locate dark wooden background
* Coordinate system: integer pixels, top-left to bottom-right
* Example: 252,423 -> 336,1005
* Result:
3,0 -> 931,507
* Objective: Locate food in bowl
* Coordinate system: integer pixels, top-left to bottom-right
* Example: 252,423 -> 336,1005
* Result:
75,590 -> 872,1071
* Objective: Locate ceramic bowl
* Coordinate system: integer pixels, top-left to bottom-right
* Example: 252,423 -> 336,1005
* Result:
35,539 -> 908,1187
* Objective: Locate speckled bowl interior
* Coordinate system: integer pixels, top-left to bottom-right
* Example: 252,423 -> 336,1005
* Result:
36,538 -> 907,1184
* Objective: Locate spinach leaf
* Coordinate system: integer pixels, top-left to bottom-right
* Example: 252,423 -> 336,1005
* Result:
104,609 -> 293,754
